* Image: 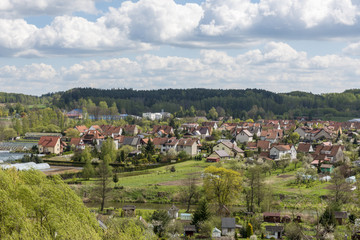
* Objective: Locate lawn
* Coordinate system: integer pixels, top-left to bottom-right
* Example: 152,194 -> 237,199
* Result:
116,160 -> 210,191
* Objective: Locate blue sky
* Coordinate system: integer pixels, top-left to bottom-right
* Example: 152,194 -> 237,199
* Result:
1,0 -> 360,95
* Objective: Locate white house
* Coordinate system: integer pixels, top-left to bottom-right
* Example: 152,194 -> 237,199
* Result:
235,129 -> 253,143
265,225 -> 284,239
270,145 -> 297,160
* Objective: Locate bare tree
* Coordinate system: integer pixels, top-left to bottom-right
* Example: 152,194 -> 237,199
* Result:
180,177 -> 200,212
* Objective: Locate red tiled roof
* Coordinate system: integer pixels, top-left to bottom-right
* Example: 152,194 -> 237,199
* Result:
70,138 -> 82,146
257,140 -> 270,150
38,136 -> 60,148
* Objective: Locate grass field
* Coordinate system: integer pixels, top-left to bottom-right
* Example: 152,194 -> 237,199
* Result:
116,160 -> 209,190
76,159 -> 336,210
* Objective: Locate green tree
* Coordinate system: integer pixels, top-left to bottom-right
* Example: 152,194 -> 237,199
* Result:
113,173 -> 119,188
288,132 -> 300,144
191,200 -> 211,229
82,160 -> 95,180
151,210 -> 170,237
245,166 -> 265,212
100,138 -> 117,162
203,166 -> 242,211
3,127 -> 17,140
104,218 -> 156,240
66,128 -> 80,138
96,156 -> 113,212
320,205 -> 337,230
285,222 -> 303,240
0,169 -> 102,239
208,107 -> 218,120
145,139 -> 155,156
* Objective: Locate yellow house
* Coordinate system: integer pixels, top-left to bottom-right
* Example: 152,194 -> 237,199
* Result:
38,136 -> 65,154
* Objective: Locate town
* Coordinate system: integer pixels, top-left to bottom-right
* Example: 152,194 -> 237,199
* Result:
1,94 -> 360,239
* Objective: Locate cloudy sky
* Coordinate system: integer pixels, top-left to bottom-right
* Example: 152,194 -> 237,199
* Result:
1,0 -> 360,95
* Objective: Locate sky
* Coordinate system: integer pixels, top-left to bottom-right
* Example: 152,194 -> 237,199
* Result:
1,0 -> 360,95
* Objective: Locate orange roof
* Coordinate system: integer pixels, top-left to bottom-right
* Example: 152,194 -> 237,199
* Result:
75,125 -> 88,133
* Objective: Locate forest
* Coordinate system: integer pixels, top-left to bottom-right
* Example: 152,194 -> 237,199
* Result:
2,88 -> 360,120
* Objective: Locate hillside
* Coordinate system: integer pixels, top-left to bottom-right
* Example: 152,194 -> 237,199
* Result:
1,88 -> 360,120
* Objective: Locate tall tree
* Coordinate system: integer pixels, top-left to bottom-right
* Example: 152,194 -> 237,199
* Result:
100,138 -> 117,161
245,166 -> 265,212
82,160 -> 95,180
180,177 -> 200,212
96,155 -> 113,211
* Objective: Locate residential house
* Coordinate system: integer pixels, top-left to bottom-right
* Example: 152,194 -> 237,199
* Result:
270,145 -> 297,160
82,130 -> 104,145
38,136 -> 66,154
312,144 -> 344,163
197,126 -> 211,139
123,125 -> 139,136
152,125 -> 174,137
186,126 -> 211,139
89,125 -> 102,132
74,125 -> 88,136
117,136 -> 142,150
295,127 -> 332,141
265,225 -> 284,239
263,212 -> 281,223
202,121 -> 218,130
235,129 -> 253,143
180,123 -> 199,131
176,138 -> 198,156
297,143 -> 314,154
257,140 -> 271,152
208,150 -> 230,160
152,137 -> 169,153
66,109 -> 83,119
213,141 -> 244,158
69,138 -> 85,150
221,218 -> 236,236
260,129 -> 282,143
100,125 -> 122,138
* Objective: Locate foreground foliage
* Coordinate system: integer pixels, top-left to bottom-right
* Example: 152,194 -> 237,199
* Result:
0,169 -> 102,239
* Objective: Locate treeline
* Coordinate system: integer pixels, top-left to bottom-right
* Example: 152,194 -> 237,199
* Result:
48,88 -> 360,120
1,88 -> 360,120
0,92 -> 42,105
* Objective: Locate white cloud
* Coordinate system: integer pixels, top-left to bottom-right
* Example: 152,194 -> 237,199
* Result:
0,0 -> 360,56
103,0 -> 203,42
0,0 -> 97,17
2,42 -> 360,95
0,19 -> 37,50
200,0 -> 360,37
